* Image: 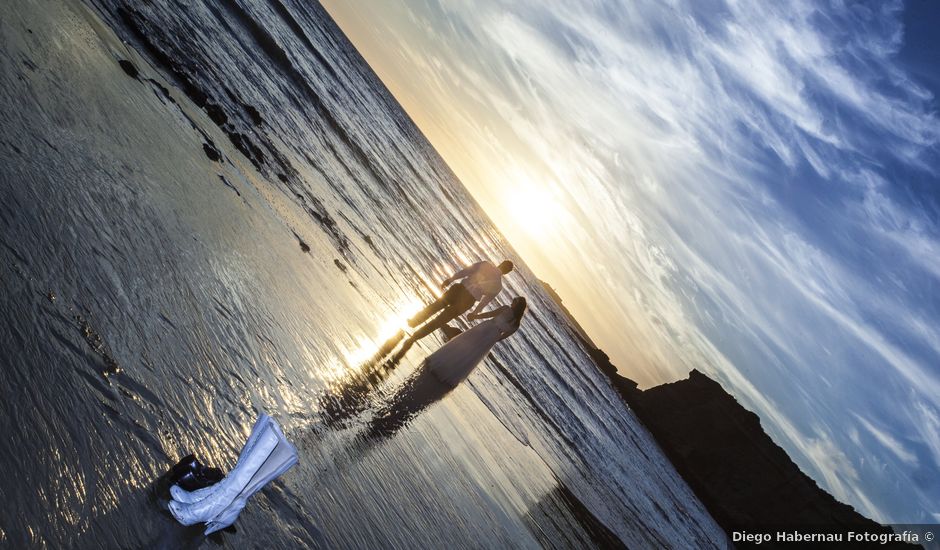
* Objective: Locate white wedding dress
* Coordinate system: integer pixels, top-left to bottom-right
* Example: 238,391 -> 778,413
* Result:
427,307 -> 516,386
168,413 -> 298,535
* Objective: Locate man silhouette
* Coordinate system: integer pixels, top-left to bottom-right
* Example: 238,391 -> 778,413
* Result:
407,259 -> 514,341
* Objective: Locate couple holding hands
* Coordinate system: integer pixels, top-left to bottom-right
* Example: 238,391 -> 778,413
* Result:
406,258 -> 527,386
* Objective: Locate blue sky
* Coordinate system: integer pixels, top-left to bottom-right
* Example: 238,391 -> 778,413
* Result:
323,0 -> 940,523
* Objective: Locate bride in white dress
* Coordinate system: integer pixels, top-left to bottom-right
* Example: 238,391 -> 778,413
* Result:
426,296 -> 527,387
368,297 -> 528,438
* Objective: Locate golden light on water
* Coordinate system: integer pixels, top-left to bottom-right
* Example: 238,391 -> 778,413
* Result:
377,299 -> 424,340
436,249 -> 472,283
338,296 -> 426,372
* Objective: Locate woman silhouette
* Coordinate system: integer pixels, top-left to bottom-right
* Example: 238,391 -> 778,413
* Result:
368,297 -> 527,437
424,296 -> 527,386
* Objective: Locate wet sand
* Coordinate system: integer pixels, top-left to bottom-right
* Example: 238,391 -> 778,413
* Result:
0,1 -> 725,547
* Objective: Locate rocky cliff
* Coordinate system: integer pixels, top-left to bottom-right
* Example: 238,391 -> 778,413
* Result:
597,360 -> 909,546
539,281 -> 912,547
627,370 -> 878,528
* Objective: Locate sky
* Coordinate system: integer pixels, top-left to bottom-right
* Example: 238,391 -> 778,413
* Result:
321,0 -> 940,524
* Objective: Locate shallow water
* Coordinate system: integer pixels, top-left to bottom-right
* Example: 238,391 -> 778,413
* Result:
0,1 -> 725,548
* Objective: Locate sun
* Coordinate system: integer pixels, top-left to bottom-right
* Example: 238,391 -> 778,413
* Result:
503,178 -> 563,238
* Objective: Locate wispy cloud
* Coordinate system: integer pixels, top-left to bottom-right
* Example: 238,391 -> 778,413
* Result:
325,0 -> 940,522
855,414 -> 918,466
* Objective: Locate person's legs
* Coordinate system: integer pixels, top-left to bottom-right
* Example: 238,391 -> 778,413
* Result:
407,289 -> 453,327
409,304 -> 460,340
409,286 -> 475,341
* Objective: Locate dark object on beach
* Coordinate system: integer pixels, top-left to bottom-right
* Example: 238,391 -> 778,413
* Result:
202,142 -> 221,162
333,259 -> 347,273
292,231 -> 310,253
205,102 -> 228,126
117,59 -> 139,79
166,454 -> 225,492
76,314 -> 122,376
202,143 -> 222,162
243,103 -> 264,126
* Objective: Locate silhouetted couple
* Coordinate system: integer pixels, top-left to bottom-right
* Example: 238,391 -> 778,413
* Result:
325,258 -> 527,436
364,260 -> 526,437
407,258 -> 528,388
407,259 -> 515,341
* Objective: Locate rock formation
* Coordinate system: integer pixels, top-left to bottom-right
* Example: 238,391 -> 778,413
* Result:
540,280 -> 913,547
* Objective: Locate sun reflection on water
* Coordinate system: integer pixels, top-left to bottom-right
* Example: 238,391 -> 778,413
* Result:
320,296 -> 427,386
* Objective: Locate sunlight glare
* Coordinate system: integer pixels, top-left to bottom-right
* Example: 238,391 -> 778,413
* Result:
339,296 -> 425,372
502,173 -> 563,238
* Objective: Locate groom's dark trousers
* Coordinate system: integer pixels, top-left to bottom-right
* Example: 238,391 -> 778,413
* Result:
407,284 -> 475,340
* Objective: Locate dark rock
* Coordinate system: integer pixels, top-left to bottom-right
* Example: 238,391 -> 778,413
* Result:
227,132 -> 265,170
622,371 -> 910,547
76,314 -> 121,376
333,259 -> 347,273
118,59 -> 139,79
218,175 -> 240,197
116,7 -> 208,106
540,281 -> 909,547
146,78 -> 176,104
202,142 -> 221,162
205,102 -> 227,126
243,103 -> 264,126
305,199 -> 351,254
292,232 -> 310,253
